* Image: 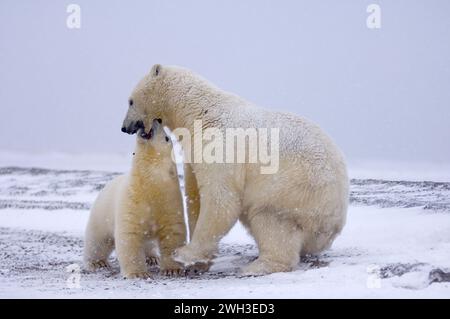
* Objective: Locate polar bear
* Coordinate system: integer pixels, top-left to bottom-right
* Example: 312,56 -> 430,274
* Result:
121,64 -> 349,275
84,119 -> 200,279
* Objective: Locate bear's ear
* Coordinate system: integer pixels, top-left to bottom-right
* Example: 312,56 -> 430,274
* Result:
151,64 -> 162,77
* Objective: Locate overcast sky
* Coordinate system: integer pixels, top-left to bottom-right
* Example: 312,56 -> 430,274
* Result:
0,0 -> 449,163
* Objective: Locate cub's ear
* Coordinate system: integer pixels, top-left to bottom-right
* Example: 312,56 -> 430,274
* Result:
151,64 -> 162,77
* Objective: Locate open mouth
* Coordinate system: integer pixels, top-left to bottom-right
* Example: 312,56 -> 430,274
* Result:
139,127 -> 153,140
139,119 -> 162,140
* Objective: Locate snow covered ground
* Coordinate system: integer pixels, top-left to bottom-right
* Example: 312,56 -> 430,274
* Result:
0,152 -> 449,298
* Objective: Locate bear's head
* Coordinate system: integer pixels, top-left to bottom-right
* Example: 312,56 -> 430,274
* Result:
121,64 -> 165,135
121,64 -> 209,136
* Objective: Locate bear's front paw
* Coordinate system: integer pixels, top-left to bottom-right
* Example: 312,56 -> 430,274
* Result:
239,258 -> 293,276
123,271 -> 153,280
172,244 -> 211,267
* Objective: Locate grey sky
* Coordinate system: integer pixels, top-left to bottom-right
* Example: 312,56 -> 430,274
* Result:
1,0 -> 449,163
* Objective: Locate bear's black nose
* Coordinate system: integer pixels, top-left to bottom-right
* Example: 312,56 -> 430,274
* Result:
121,126 -> 127,133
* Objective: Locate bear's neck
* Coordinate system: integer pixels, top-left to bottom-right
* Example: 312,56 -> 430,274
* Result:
163,76 -> 243,133
130,142 -> 176,187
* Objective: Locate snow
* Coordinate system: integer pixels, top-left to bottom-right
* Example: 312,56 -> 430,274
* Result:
0,209 -> 87,236
0,153 -> 449,298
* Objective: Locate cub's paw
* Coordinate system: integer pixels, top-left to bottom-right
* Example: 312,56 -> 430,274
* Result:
146,256 -> 160,266
85,260 -> 111,272
160,259 -> 186,277
123,271 -> 153,280
160,268 -> 186,277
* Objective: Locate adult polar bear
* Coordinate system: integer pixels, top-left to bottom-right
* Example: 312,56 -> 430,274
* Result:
122,64 -> 349,275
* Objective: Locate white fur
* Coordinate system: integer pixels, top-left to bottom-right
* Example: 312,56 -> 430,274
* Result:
125,65 -> 349,275
84,125 -> 199,278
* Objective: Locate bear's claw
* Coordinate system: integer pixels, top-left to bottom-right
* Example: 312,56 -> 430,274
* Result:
146,256 -> 159,266
160,268 -> 186,277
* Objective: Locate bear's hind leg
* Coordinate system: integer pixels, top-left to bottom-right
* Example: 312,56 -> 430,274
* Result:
241,211 -> 303,276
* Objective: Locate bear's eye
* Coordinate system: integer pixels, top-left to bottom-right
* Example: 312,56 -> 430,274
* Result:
129,99 -> 133,107
165,136 -> 170,142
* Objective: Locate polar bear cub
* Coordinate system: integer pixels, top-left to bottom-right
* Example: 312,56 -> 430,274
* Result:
84,119 -> 199,279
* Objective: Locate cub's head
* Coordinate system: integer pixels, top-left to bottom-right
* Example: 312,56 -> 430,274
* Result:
136,118 -> 173,157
